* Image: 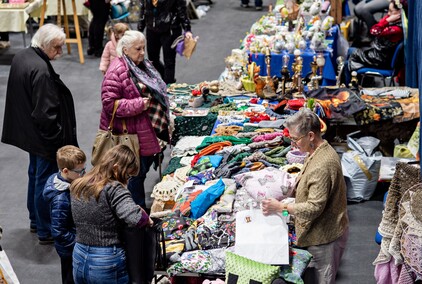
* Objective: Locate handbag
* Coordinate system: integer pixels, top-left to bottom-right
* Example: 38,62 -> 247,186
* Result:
91,100 -> 140,167
123,218 -> 165,283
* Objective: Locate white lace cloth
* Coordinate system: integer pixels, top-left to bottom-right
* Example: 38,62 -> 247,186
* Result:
171,136 -> 207,157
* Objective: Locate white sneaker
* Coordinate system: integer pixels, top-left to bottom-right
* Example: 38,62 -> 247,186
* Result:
0,41 -> 11,49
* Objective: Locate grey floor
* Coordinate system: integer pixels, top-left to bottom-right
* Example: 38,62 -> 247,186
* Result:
0,1 -> 383,283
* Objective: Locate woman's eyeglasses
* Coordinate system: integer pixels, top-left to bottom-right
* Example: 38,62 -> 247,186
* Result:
70,167 -> 86,176
289,134 -> 306,144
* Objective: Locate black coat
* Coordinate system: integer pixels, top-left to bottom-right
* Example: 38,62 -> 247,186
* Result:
138,0 -> 191,33
1,47 -> 78,161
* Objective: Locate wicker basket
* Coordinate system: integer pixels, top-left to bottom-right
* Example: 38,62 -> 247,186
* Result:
242,77 -> 256,92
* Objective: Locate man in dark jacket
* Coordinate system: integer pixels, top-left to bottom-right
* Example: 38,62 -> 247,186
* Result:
1,24 -> 78,245
138,0 -> 192,84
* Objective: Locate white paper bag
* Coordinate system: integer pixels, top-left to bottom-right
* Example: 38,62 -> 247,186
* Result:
0,249 -> 20,284
235,209 -> 289,265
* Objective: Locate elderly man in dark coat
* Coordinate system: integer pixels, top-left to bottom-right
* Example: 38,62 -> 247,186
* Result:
1,24 -> 78,245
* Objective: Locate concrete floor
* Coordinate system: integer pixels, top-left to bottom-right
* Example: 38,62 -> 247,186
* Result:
0,1 -> 382,283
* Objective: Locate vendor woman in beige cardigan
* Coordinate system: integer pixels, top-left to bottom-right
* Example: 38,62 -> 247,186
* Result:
262,108 -> 349,284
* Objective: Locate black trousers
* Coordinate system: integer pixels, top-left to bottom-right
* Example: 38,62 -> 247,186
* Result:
88,0 -> 110,51
0,32 -> 9,41
146,28 -> 182,84
61,255 -> 74,284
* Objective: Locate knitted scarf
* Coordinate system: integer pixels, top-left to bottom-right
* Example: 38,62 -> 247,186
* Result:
124,55 -> 170,143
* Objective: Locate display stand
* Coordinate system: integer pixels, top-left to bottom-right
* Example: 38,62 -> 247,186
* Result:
39,0 -> 84,64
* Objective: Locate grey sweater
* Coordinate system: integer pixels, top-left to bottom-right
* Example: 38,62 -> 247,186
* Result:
71,182 -> 148,246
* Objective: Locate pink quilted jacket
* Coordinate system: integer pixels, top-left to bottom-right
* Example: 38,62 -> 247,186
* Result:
99,39 -> 118,73
100,57 -> 160,156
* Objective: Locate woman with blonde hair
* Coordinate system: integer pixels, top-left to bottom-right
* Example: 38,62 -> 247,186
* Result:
70,145 -> 153,284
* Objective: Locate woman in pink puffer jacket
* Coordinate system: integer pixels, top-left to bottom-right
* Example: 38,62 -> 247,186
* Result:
99,23 -> 129,74
100,30 -> 170,209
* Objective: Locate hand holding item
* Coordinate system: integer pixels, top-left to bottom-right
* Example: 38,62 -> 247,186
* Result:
147,217 -> 154,227
142,97 -> 150,110
185,31 -> 193,40
387,13 -> 401,23
261,198 -> 281,215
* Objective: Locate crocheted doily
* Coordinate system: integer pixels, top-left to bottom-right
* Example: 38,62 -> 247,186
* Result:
151,179 -> 182,201
174,166 -> 191,184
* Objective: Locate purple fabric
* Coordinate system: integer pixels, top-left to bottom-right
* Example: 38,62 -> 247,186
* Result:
100,57 -> 160,156
176,40 -> 185,56
374,259 -> 402,284
136,210 -> 150,227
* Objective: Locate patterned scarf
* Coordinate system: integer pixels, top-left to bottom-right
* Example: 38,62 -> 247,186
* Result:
124,55 -> 170,143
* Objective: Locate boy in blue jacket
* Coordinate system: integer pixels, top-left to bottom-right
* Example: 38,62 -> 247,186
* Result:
43,145 -> 86,284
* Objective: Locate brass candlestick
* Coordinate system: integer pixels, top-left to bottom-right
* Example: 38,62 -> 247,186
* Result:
263,47 -> 277,98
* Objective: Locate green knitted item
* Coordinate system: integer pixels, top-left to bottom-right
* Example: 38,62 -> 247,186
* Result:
172,113 -> 217,146
229,152 -> 250,164
225,251 -> 280,284
209,102 -> 237,113
242,125 -> 260,132
162,157 -> 183,176
196,136 -> 252,151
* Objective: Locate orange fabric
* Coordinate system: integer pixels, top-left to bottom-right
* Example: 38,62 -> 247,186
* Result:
191,141 -> 232,166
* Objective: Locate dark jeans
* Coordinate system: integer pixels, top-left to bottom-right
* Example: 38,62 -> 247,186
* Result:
28,154 -> 57,238
88,0 -> 110,51
146,28 -> 181,84
61,255 -> 75,284
241,0 -> 262,7
127,155 -> 155,209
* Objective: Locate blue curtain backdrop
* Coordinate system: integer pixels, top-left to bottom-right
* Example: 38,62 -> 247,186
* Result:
405,0 -> 421,167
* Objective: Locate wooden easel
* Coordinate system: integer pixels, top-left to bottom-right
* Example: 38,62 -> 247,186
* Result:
39,0 -> 85,64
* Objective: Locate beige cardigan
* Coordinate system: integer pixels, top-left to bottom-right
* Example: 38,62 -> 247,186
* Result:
294,140 -> 349,248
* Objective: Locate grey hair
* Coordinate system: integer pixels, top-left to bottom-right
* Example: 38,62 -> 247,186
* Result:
284,108 -> 321,136
116,30 -> 146,57
31,24 -> 66,49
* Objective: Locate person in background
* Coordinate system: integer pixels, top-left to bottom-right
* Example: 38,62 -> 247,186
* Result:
0,32 -> 10,49
137,0 -> 192,84
100,30 -> 171,209
345,0 -> 405,84
354,0 -> 390,40
70,145 -> 153,283
43,146 -> 86,284
240,0 -> 263,11
1,24 -> 78,245
261,108 -> 349,284
87,0 -> 110,57
99,23 -> 130,75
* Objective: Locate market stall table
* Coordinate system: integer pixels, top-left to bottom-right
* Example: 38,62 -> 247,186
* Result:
250,26 -> 339,86
0,0 -> 43,45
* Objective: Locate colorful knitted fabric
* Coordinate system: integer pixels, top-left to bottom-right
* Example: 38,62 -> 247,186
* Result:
252,132 -> 284,142
196,136 -> 251,151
